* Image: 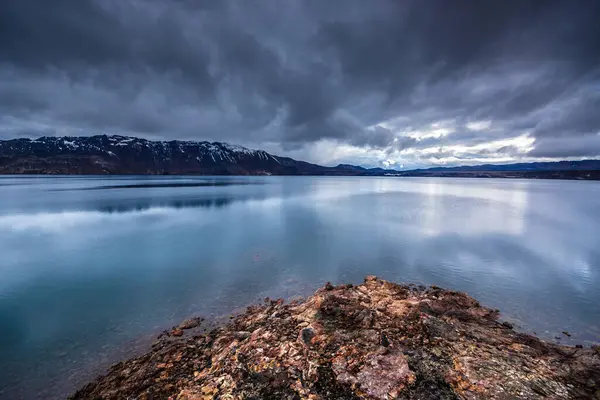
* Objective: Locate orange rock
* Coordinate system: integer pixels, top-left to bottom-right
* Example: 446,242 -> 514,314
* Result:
171,329 -> 184,337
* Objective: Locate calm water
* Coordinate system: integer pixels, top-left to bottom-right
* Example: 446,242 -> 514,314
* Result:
1,176 -> 599,399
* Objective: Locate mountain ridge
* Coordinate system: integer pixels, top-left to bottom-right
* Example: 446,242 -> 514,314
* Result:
0,134 -> 398,176
1,134 -> 599,179
408,159 -> 600,172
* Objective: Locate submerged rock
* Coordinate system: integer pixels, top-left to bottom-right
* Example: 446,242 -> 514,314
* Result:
70,277 -> 600,399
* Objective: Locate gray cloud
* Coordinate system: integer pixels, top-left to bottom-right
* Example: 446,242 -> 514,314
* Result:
1,0 -> 599,166
529,134 -> 600,158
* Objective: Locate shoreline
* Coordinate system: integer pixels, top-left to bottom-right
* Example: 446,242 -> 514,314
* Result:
69,276 -> 599,399
2,173 -> 600,182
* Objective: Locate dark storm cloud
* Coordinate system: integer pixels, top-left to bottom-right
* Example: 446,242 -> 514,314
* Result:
529,135 -> 600,158
0,0 -> 214,83
1,0 -> 599,164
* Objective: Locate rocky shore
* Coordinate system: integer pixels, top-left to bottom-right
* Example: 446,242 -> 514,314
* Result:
70,277 -> 600,399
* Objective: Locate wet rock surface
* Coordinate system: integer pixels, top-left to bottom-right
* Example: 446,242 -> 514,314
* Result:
70,277 -> 600,399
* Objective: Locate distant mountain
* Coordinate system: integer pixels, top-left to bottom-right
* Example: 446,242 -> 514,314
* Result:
406,160 -> 600,173
1,135 -> 599,179
397,160 -> 600,180
0,135 -> 397,176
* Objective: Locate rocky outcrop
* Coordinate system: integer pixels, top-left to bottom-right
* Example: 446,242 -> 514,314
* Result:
70,277 -> 600,399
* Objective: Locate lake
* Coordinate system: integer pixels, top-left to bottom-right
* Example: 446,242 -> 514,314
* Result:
0,175 -> 599,399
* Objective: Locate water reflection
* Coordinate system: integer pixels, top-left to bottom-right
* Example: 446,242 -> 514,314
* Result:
0,176 -> 599,399
420,180 -> 529,236
96,197 -> 239,213
56,181 -> 262,191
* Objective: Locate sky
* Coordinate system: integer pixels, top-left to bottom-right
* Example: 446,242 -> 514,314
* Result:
1,0 -> 599,169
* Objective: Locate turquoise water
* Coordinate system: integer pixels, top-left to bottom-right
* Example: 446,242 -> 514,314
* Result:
0,176 -> 599,398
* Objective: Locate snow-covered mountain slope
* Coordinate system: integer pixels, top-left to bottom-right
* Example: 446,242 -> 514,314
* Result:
0,135 -> 348,175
